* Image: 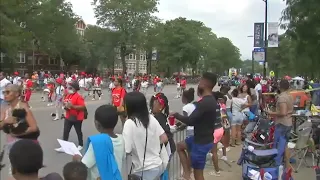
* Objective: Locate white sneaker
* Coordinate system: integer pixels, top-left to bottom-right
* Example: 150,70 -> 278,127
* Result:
92,98 -> 95,101
99,97 -> 101,100
55,147 -> 64,153
209,171 -> 221,176
220,156 -> 228,161
53,117 -> 59,121
78,146 -> 83,151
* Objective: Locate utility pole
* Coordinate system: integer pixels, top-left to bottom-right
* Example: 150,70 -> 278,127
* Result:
263,0 -> 268,77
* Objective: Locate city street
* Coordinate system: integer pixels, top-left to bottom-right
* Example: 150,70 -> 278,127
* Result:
0,85 -> 315,179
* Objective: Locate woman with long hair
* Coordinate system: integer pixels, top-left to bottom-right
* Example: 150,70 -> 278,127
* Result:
0,84 -> 40,176
122,91 -> 168,180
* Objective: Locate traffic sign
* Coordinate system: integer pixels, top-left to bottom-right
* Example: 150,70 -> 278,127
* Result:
253,48 -> 265,52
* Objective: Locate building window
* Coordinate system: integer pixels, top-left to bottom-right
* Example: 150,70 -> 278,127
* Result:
125,55 -> 129,60
129,54 -> 133,60
140,54 -> 146,61
49,58 -> 58,65
17,52 -> 26,63
0,52 -> 5,63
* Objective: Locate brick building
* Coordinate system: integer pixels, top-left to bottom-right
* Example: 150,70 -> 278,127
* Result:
0,19 -> 87,74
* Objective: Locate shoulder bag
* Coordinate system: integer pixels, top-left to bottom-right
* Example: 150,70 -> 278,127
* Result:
128,121 -> 148,180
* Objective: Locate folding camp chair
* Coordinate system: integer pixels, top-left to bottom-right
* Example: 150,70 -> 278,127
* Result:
288,121 -> 316,172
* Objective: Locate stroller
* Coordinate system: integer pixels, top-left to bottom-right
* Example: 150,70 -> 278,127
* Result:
238,138 -> 280,179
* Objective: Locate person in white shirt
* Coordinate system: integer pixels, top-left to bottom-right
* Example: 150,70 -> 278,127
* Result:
66,76 -> 72,84
12,72 -> 21,85
140,79 -> 148,96
52,78 -> 65,121
254,79 -> 262,114
0,71 -> 12,104
73,105 -> 124,180
156,80 -> 163,93
123,92 -> 168,179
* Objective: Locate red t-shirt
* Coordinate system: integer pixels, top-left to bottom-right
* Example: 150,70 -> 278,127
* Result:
180,79 -> 187,88
25,79 -> 33,93
64,93 -> 85,120
112,87 -> 126,107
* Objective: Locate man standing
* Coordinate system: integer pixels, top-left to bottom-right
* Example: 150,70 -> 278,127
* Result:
171,72 -> 218,180
0,70 -> 11,104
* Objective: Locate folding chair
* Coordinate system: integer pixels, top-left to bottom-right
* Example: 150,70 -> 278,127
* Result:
288,121 -> 315,172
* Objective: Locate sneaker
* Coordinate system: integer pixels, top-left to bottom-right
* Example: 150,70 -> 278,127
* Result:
55,147 -> 64,153
209,171 -> 221,176
220,156 -> 228,161
53,117 -> 59,121
99,97 -> 101,100
78,146 -> 83,151
92,98 -> 95,101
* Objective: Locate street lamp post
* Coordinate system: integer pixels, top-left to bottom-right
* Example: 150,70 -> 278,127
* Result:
263,0 -> 268,77
247,35 -> 254,74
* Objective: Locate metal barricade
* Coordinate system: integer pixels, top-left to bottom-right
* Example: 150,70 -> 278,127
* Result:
169,129 -> 186,180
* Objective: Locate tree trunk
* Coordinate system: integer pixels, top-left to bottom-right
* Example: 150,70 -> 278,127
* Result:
120,44 -> 127,76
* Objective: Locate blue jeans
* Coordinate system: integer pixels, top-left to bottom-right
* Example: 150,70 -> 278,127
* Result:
250,104 -> 259,115
273,124 -> 292,166
133,165 -> 162,180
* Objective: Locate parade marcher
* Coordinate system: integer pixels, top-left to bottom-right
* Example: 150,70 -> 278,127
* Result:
141,78 -> 149,96
0,70 -> 11,104
51,78 -> 65,121
12,72 -> 21,85
46,79 -> 55,106
55,81 -> 86,152
111,78 -> 126,123
22,73 -> 33,108
92,75 -> 102,100
180,76 -> 187,95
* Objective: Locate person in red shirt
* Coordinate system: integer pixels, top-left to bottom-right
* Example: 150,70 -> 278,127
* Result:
111,78 -> 126,123
180,76 -> 187,93
46,80 -> 55,106
55,81 -> 86,152
22,73 -> 33,108
153,76 -> 159,92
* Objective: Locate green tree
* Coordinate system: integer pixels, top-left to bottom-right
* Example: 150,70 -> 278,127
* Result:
92,0 -> 159,75
83,25 -> 119,71
281,0 -> 320,77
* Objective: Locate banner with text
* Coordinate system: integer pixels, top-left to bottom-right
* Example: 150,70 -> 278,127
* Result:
254,23 -> 264,47
268,22 -> 279,47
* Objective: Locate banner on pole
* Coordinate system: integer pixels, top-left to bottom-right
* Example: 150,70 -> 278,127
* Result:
254,23 -> 264,47
268,22 -> 279,47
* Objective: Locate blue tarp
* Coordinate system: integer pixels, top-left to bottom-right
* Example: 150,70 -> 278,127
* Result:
311,83 -> 320,106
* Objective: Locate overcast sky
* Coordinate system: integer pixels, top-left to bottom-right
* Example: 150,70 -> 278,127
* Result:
68,0 -> 286,60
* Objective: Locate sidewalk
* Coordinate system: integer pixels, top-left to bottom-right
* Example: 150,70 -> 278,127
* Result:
203,145 -> 315,180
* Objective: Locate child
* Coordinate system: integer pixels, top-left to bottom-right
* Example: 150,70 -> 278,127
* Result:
208,91 -> 225,177
52,78 -> 65,121
150,93 -> 176,155
63,162 -> 87,180
72,105 -> 123,180
176,88 -> 195,180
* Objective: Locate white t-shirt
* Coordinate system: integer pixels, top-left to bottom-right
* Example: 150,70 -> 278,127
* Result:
55,85 -> 65,95
141,81 -> 148,88
182,103 -> 196,131
12,77 -> 21,85
156,81 -> 163,87
0,78 -> 11,99
232,97 -> 246,113
81,134 -> 125,180
66,77 -> 72,83
78,78 -> 86,88
123,115 -> 165,172
254,83 -> 262,102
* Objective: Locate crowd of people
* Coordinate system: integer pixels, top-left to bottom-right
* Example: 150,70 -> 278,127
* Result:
0,68 -> 300,180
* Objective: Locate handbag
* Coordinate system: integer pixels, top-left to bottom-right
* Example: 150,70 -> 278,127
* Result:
128,124 -> 148,180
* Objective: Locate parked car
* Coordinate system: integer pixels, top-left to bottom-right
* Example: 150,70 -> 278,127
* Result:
218,76 -> 231,86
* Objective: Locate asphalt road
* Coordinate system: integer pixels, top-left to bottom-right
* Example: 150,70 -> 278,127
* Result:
0,84 -> 212,179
